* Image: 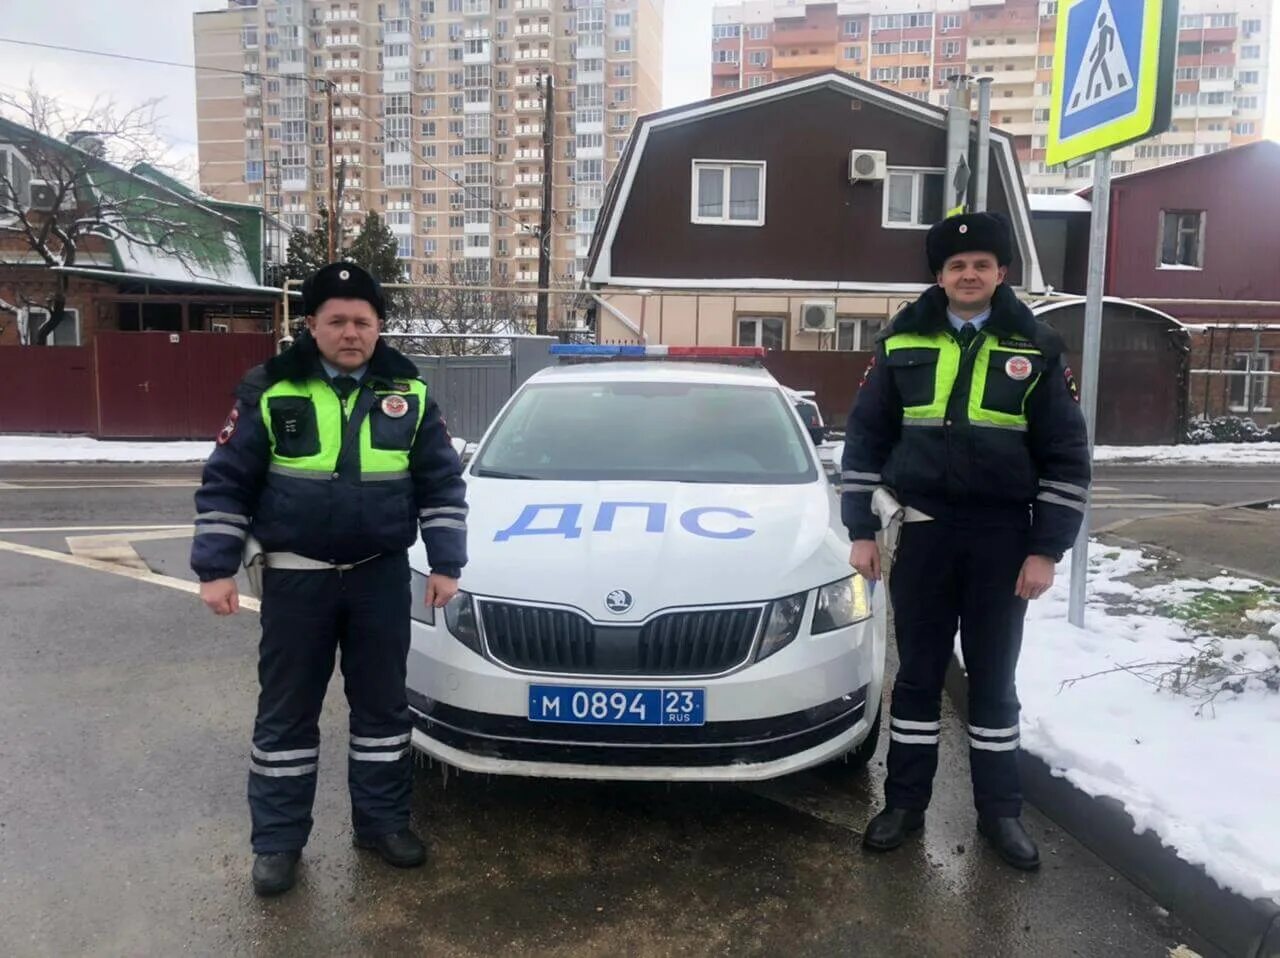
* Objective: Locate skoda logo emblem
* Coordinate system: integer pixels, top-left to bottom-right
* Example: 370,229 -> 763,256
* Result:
605,589 -> 633,614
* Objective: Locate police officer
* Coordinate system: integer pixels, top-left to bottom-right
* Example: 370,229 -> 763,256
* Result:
842,212 -> 1089,870
191,261 -> 468,896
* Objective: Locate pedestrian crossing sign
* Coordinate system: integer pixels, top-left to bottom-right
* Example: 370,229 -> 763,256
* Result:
1046,0 -> 1177,166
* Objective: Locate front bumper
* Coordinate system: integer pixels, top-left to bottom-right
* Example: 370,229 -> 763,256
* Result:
406,605 -> 885,782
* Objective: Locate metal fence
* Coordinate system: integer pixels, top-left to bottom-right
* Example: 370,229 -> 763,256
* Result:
396,334 -> 557,441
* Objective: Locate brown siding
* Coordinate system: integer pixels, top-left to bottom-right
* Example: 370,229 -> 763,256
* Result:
608,84 -> 1024,286
1103,143 -> 1280,320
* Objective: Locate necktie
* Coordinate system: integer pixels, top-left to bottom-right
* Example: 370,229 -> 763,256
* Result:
333,375 -> 358,400
956,324 -> 977,349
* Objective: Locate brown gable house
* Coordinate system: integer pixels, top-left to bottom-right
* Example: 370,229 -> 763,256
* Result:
584,70 -> 1042,351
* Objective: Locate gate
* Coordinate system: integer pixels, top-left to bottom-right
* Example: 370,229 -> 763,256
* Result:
95,331 -> 275,439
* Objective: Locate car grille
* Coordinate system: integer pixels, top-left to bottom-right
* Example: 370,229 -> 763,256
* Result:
478,601 -> 762,676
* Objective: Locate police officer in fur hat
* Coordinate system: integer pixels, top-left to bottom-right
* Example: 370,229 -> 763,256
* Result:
841,212 -> 1090,870
191,261 -> 468,895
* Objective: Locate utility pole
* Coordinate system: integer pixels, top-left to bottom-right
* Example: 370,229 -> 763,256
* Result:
536,73 -> 554,336
325,79 -> 337,262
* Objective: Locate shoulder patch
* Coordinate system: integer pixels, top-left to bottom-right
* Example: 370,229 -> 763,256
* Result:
217,407 -> 240,445
859,354 -> 877,388
1063,365 -> 1080,403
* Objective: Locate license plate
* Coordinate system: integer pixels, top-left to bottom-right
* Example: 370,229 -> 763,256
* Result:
528,685 -> 706,727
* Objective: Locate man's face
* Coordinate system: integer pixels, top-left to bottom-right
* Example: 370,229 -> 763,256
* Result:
307,298 -> 380,371
937,252 -> 1008,311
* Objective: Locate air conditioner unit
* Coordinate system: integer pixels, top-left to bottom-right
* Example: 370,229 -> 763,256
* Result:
28,180 -> 59,212
848,148 -> 887,183
799,300 -> 836,333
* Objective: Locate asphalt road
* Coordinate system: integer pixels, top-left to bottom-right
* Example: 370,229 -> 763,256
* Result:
0,461 -> 1247,957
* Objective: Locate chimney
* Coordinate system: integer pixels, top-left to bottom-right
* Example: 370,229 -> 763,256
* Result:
944,75 -> 973,217
66,130 -> 105,157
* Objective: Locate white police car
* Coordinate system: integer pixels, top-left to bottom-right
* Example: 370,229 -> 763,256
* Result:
406,345 -> 885,781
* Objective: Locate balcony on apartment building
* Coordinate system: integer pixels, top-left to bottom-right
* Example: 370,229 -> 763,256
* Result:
1198,27 -> 1241,44
464,42 -> 492,64
712,59 -> 742,76
515,196 -> 542,210
970,39 -> 1039,60
515,97 -> 543,113
515,147 -> 544,161
515,172 -> 543,186
995,119 -> 1040,137
968,9 -> 1039,36
324,9 -> 359,23
514,0 -> 552,11
991,93 -> 1038,111
773,50 -> 836,72
515,73 -> 544,89
989,68 -> 1038,85
516,46 -> 553,63
384,19 -> 411,43
515,22 -> 552,39
770,24 -> 837,46
326,34 -> 361,48
516,122 -> 544,137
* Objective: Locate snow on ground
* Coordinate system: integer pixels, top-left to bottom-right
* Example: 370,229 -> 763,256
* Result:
0,436 -> 213,463
1093,442 -> 1280,464
1007,546 -> 1280,903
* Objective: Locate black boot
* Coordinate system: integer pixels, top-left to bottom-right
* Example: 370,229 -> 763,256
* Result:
354,827 -> 427,868
252,851 -> 300,896
862,807 -> 926,852
978,816 -> 1041,871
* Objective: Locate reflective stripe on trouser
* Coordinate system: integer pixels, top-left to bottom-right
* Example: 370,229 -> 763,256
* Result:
884,518 -> 1028,818
249,550 -> 413,853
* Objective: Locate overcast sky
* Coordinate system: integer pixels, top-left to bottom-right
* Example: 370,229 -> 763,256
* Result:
1,0 -> 1274,173
0,0 -> 719,171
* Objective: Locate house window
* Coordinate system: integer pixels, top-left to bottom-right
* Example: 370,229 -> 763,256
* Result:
836,317 -> 883,352
748,74 -> 769,88
1235,122 -> 1257,136
749,24 -> 768,40
843,20 -> 862,37
614,38 -> 632,54
1239,71 -> 1261,85
23,307 -> 81,346
691,160 -> 765,226
941,14 -> 962,30
749,50 -> 768,67
883,168 -> 944,229
1241,44 -> 1261,59
1230,352 -> 1271,412
844,46 -> 862,61
737,316 -> 784,350
1159,210 -> 1204,268
943,40 -> 961,58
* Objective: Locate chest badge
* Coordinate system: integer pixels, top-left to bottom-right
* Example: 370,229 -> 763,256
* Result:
1005,356 -> 1033,381
381,395 -> 409,419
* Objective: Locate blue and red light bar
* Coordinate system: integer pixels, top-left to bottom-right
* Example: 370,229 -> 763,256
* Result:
549,344 -> 767,359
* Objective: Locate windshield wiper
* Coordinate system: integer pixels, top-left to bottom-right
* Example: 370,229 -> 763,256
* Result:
472,468 -> 541,480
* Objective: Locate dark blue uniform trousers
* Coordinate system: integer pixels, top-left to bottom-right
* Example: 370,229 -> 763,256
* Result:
884,519 -> 1028,819
249,551 -> 413,853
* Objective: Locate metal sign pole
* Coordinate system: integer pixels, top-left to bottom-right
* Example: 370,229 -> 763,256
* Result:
1067,148 -> 1112,628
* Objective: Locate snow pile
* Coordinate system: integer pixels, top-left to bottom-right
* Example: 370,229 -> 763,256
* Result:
1094,442 -> 1280,464
0,436 -> 213,463
1012,547 -> 1280,903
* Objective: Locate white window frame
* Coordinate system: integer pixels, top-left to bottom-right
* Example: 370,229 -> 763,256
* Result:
882,166 -> 945,230
736,315 -> 785,349
1229,352 -> 1271,412
22,307 -> 81,346
835,317 -> 883,352
690,159 -> 766,227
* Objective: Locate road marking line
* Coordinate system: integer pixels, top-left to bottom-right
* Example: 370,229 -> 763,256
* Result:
1091,503 -> 1211,511
0,525 -> 189,534
1091,492 -> 1165,500
0,482 -> 198,491
0,537 -> 260,613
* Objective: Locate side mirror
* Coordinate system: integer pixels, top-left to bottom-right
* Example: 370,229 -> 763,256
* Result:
451,436 -> 478,466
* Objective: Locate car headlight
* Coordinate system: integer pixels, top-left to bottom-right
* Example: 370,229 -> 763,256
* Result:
756,592 -> 807,661
811,575 -> 872,635
443,590 -> 483,654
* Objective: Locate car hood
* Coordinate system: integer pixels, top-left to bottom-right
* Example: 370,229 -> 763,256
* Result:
411,478 -> 850,622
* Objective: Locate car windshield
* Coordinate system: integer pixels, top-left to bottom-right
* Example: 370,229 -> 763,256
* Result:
472,380 -> 818,483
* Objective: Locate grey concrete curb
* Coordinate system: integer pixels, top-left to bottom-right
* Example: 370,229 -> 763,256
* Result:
945,658 -> 1280,958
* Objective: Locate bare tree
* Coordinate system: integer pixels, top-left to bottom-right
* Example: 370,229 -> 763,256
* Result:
0,82 -> 228,344
385,261 -> 533,357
